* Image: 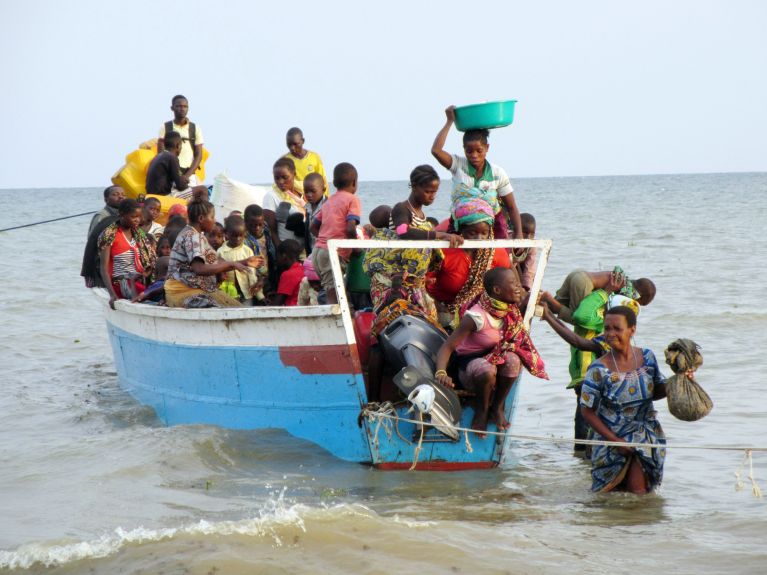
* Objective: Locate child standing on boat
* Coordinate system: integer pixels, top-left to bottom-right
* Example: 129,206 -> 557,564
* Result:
244,204 -> 277,297
302,172 -> 326,255
431,105 -> 523,239
217,215 -> 265,305
272,239 -> 304,306
310,162 -> 362,305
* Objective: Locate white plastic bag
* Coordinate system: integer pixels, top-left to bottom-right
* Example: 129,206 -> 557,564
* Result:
210,172 -> 270,222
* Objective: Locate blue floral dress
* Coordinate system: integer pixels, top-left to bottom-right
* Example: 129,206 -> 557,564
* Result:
580,349 -> 667,492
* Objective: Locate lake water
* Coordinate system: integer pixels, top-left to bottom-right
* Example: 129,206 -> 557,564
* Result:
1,172 -> 766,574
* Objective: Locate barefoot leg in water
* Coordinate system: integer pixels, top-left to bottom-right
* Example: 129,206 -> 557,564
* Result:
625,454 -> 649,494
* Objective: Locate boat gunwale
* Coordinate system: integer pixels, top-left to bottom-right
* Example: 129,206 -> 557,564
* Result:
92,288 -> 342,321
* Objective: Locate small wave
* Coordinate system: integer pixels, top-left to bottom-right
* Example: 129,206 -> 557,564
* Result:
0,495 -> 389,571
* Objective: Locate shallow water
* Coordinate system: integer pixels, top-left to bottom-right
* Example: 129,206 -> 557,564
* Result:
1,173 -> 766,574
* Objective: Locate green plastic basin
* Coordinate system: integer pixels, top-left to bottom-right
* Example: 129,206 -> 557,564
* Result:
454,100 -> 517,132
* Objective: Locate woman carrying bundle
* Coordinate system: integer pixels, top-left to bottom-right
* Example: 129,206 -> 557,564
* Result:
579,306 -> 667,494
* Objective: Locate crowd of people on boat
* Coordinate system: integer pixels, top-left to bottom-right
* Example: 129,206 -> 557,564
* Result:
80,95 -> 667,495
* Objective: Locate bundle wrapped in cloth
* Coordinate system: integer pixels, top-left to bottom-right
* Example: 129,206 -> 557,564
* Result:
664,339 -> 712,421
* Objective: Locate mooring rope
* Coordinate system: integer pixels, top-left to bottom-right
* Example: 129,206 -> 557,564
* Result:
360,404 -> 764,496
0,210 -> 97,233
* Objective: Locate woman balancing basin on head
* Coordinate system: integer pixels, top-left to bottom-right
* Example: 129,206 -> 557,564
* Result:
431,101 -> 522,240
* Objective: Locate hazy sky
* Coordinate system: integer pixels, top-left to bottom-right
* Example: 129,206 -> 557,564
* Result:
1,0 -> 765,189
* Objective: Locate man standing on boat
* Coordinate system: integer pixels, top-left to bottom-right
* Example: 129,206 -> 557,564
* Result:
156,95 -> 205,186
87,185 -> 125,237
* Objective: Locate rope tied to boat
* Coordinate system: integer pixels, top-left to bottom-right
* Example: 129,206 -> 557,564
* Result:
360,405 -> 764,495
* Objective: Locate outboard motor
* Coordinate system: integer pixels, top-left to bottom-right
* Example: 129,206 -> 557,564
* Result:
378,315 -> 447,375
378,315 -> 462,440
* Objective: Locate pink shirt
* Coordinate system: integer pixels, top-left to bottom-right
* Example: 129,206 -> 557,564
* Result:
455,305 -> 503,356
314,190 -> 361,258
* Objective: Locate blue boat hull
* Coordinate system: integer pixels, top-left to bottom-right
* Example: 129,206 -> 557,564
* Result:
97,291 -> 524,470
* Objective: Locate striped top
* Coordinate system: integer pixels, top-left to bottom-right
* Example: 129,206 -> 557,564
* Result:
112,234 -> 138,278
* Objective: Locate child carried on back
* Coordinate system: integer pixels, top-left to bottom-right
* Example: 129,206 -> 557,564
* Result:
217,215 -> 266,305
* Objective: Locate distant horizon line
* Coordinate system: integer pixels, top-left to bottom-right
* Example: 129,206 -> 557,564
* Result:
0,169 -> 764,192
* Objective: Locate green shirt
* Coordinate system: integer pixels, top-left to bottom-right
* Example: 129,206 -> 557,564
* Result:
568,289 -> 609,388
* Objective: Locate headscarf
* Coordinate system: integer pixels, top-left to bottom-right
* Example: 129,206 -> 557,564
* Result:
451,195 -> 495,229
447,196 -> 496,316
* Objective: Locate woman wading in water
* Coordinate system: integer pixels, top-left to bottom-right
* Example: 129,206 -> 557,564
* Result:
579,306 -> 667,494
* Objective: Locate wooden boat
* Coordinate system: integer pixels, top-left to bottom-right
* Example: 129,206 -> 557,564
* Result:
96,238 -> 552,470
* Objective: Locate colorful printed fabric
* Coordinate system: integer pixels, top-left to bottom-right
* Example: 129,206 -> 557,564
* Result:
97,223 -> 156,283
167,225 -> 218,291
451,184 -> 500,216
580,349 -> 667,492
163,278 -> 242,308
472,293 -> 549,380
363,227 -> 442,315
364,221 -> 442,342
451,196 -> 495,228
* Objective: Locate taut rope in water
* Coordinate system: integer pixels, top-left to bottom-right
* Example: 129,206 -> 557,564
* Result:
0,211 -> 96,233
360,404 -> 764,496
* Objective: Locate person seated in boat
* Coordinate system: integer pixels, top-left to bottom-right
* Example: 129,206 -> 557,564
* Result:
162,214 -> 188,249
579,306 -> 667,494
164,199 -> 263,308
540,268 -> 655,456
133,250 -> 171,304
217,215 -> 265,306
207,221 -> 225,251
284,126 -> 328,196
88,185 -> 125,238
167,203 -> 188,222
298,258 -> 322,306
146,131 -> 208,201
156,94 -> 205,186
97,198 -> 157,309
310,162 -> 362,305
388,165 -> 462,249
272,239 -> 304,306
431,105 -> 522,240
427,196 -> 511,329
244,203 -> 277,296
434,267 -> 548,436
345,205 -> 391,311
139,197 -> 164,240
302,172 -> 326,255
514,213 -> 538,292
263,157 -> 306,247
